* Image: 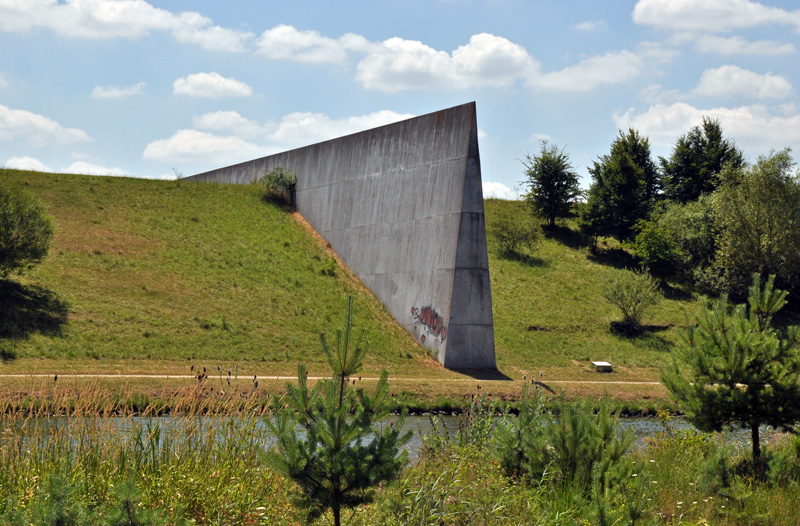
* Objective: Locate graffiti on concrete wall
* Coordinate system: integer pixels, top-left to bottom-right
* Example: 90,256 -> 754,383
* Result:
411,304 -> 448,345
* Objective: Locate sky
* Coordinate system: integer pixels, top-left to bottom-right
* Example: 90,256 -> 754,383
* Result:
1,0 -> 799,199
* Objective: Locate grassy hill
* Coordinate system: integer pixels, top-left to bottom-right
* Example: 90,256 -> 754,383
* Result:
0,169 -> 732,402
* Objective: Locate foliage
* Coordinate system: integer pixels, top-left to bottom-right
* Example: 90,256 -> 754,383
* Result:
711,149 -> 800,298
601,268 -> 662,330
487,199 -> 540,257
581,129 -> 659,242
662,274 -> 800,462
661,116 -> 745,203
258,166 -> 297,205
522,141 -> 581,227
0,176 -> 54,279
266,296 -> 411,526
631,219 -> 682,278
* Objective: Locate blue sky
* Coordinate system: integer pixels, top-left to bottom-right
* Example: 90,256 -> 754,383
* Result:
1,0 -> 799,198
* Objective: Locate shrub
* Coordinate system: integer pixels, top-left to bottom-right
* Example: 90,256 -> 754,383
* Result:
601,268 -> 662,331
487,202 -> 539,257
0,177 -> 54,279
258,166 -> 296,205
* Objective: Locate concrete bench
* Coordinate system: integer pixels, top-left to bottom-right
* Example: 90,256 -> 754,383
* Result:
592,361 -> 613,373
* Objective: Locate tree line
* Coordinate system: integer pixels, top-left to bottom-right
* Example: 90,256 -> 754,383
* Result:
522,118 -> 800,300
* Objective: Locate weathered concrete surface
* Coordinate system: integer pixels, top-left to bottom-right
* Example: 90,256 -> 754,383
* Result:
188,102 -> 495,369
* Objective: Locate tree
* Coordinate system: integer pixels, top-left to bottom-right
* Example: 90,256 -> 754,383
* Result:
522,141 -> 581,227
266,297 -> 411,526
580,129 -> 659,242
662,274 -> 800,464
711,149 -> 800,297
661,117 -> 745,203
0,177 -> 54,279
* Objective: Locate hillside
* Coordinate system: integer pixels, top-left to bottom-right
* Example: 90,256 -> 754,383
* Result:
0,169 -> 732,401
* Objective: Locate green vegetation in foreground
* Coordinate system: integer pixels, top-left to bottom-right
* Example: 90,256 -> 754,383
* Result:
2,393 -> 799,525
0,169 -> 756,393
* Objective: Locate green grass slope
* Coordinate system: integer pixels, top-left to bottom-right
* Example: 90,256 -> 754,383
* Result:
0,169 -> 432,376
2,170 -> 738,388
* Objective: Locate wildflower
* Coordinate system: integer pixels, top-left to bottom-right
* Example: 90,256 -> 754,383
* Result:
631,473 -> 638,477
649,459 -> 655,463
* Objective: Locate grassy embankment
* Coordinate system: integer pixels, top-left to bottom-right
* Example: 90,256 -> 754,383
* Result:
0,169 -> 737,407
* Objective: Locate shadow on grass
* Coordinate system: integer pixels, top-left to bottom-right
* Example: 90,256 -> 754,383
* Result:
498,250 -> 547,268
659,280 -> 694,301
610,322 -> 675,353
451,369 -> 514,381
587,246 -> 637,270
542,224 -> 588,250
0,280 -> 68,340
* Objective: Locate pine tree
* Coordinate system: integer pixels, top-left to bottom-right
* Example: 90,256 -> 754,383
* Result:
266,296 -> 411,526
662,274 -> 800,465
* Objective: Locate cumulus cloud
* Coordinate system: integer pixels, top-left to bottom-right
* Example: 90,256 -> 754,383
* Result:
613,102 -> 800,154
693,65 -> 792,99
632,0 -> 800,33
533,50 -> 644,92
67,161 -> 128,176
694,35 -> 795,56
483,182 -> 524,200
0,104 -> 92,146
265,110 -> 414,147
256,24 -> 371,63
0,0 -> 252,52
173,72 -> 253,98
91,82 -> 146,99
142,129 -> 263,164
4,156 -> 51,171
355,33 -> 539,92
193,111 -> 267,139
143,109 -> 414,165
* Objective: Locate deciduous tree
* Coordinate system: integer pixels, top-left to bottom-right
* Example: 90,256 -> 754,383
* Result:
0,176 -> 54,279
522,141 -> 581,227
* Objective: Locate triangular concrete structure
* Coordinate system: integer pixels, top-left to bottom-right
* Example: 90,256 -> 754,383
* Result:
188,102 -> 496,369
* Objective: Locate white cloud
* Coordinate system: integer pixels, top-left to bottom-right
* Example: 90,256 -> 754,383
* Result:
256,24 -> 370,63
483,181 -> 523,200
67,161 -> 127,176
534,50 -> 644,92
193,111 -> 267,139
632,0 -> 800,33
4,156 -> 51,171
142,129 -> 263,164
91,82 -> 145,99
694,35 -> 795,56
173,72 -> 253,98
0,104 -> 91,146
0,73 -> 7,88
693,65 -> 792,99
355,33 -> 538,92
265,110 -> 414,147
143,109 -> 413,165
0,0 -> 252,52
575,20 -> 606,31
614,102 -> 800,154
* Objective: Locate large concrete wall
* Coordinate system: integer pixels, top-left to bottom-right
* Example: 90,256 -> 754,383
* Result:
188,102 -> 495,369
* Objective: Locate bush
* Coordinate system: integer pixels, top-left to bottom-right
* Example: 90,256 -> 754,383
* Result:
258,166 -> 296,205
487,202 -> 539,257
601,268 -> 662,331
631,219 -> 681,278
0,177 -> 54,279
